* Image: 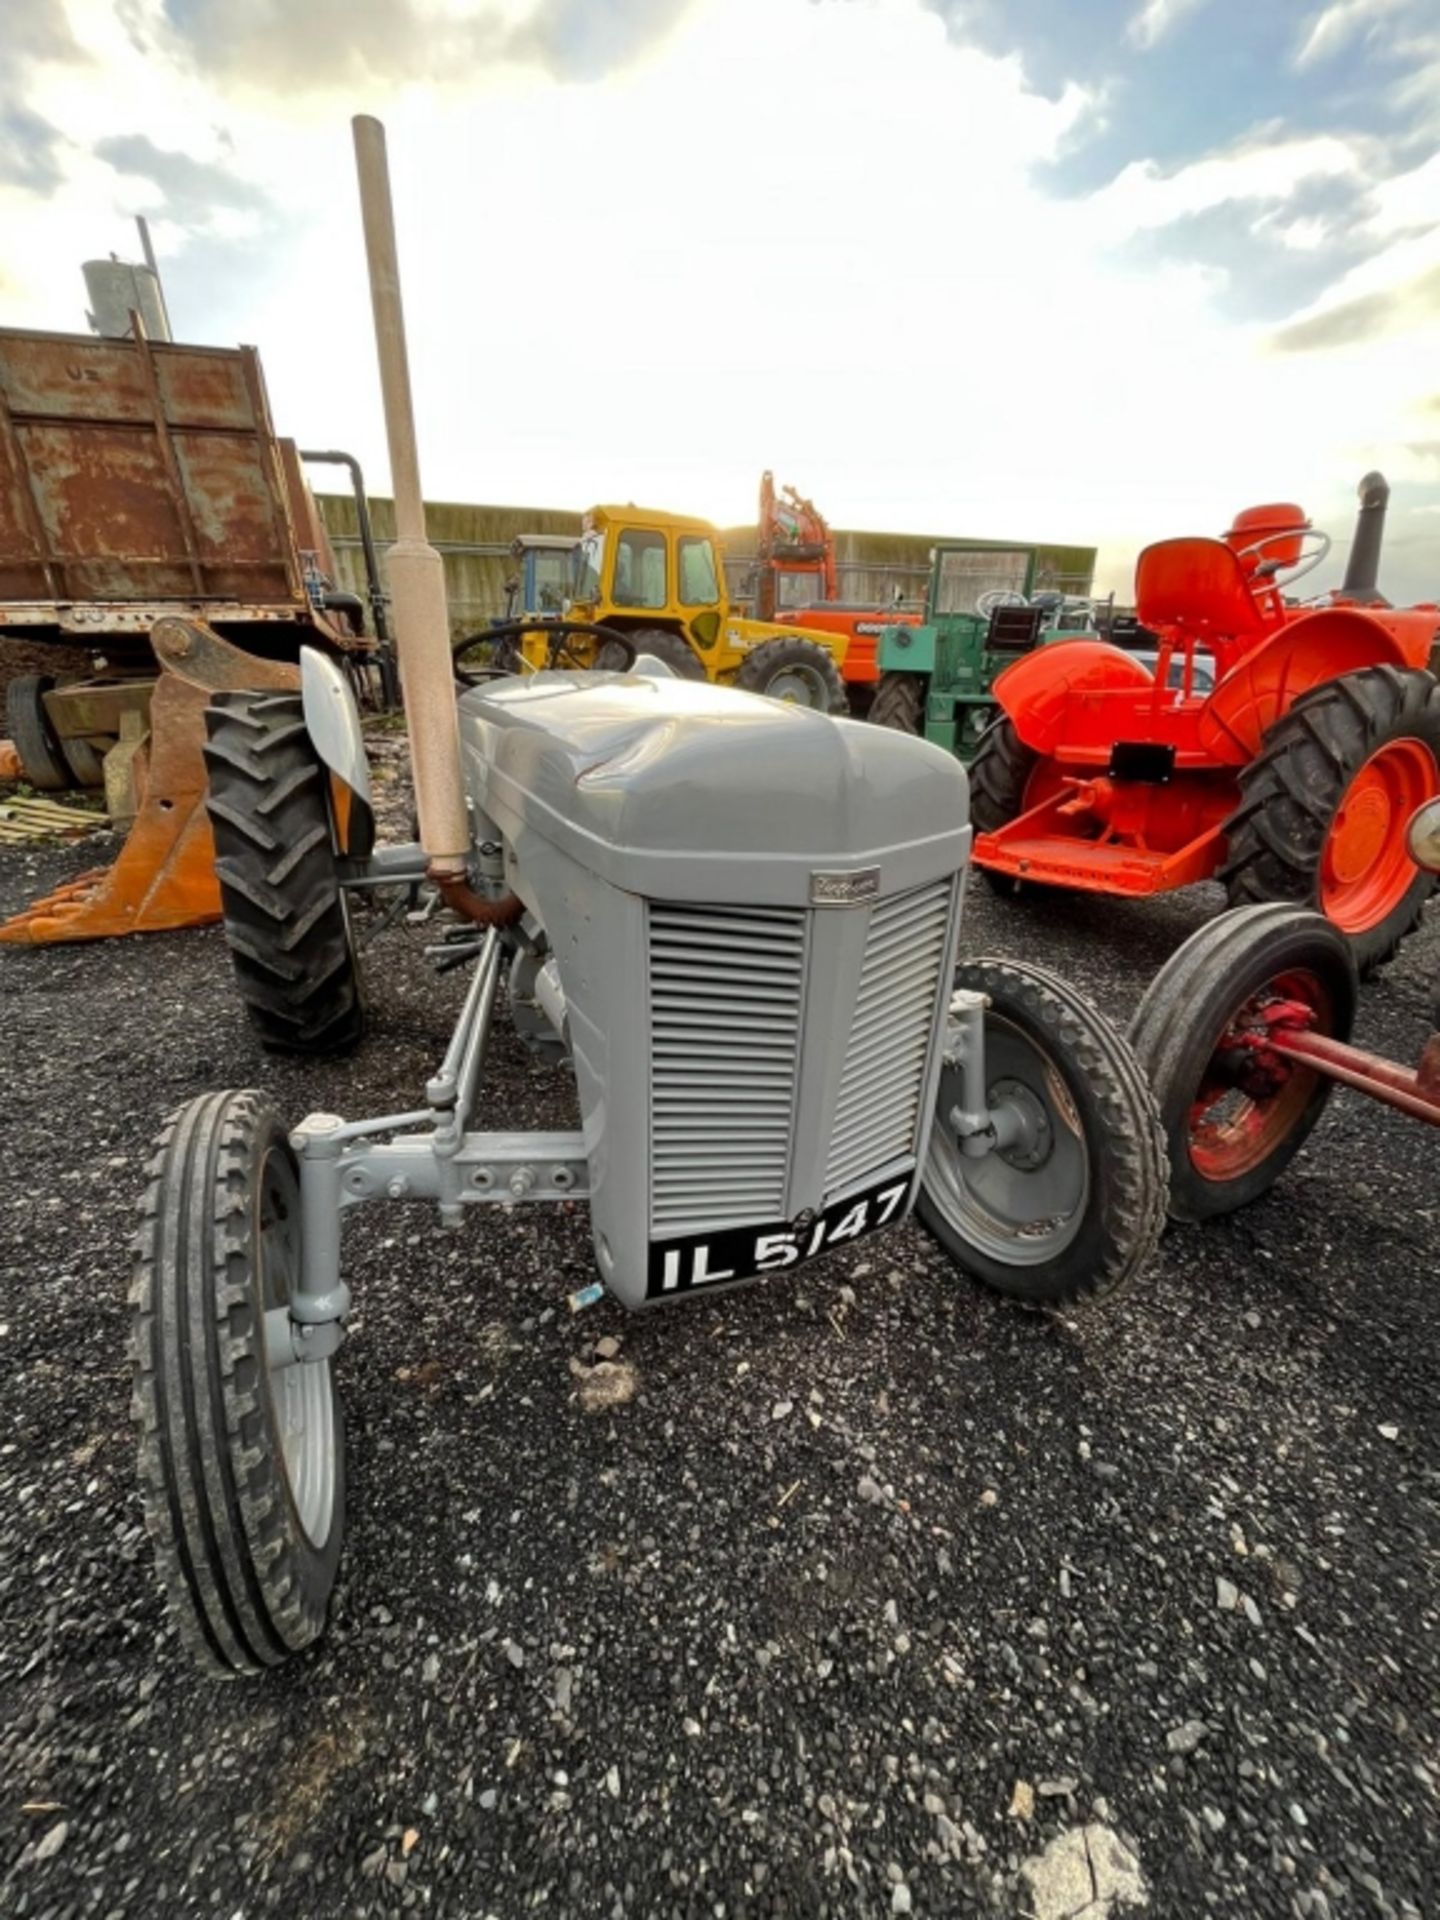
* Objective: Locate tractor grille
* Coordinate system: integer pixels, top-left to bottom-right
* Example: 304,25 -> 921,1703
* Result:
647,903 -> 806,1235
825,878 -> 956,1199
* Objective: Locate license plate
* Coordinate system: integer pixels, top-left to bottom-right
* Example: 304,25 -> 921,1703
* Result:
646,1173 -> 914,1300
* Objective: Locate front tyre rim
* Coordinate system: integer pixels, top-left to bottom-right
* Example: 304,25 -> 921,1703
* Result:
1320,738 -> 1438,932
925,1013 -> 1089,1265
258,1146 -> 336,1549
1187,967 -> 1330,1182
764,663 -> 829,707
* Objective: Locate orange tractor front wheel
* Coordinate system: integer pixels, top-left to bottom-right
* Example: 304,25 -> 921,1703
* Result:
1130,904 -> 1358,1221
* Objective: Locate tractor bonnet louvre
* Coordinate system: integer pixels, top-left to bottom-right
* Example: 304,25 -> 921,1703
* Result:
648,903 -> 807,1235
825,879 -> 956,1199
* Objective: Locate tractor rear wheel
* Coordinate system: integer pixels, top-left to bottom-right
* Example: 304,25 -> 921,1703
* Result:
132,1089 -> 345,1676
1130,905 -> 1357,1222
204,690 -> 365,1056
735,637 -> 848,713
918,960 -> 1167,1307
6,674 -> 73,791
620,628 -> 706,679
969,718 -> 1037,833
968,717 -> 1050,897
1222,664 -> 1440,973
870,671 -> 923,734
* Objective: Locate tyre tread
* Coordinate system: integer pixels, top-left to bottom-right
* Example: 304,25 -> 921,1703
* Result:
1220,665 -> 1440,973
919,958 -> 1167,1306
204,691 -> 363,1056
130,1090 -> 336,1677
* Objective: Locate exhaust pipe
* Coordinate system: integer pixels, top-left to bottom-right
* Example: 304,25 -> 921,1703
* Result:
351,115 -> 469,875
1341,470 -> 1389,605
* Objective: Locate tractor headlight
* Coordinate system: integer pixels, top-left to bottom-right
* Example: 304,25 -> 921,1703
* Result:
1405,797 -> 1440,873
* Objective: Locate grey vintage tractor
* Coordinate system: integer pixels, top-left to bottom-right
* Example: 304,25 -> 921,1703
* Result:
128,119 -> 1169,1677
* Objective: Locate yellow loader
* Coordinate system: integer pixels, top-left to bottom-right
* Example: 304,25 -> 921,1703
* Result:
457,504 -> 851,711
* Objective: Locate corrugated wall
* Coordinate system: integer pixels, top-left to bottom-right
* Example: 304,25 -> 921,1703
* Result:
316,493 -> 1096,636
317,493 -> 583,638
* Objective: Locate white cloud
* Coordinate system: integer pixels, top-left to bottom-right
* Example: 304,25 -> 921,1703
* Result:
1,0 -> 1437,605
1294,0 -> 1411,71
1127,0 -> 1207,53
1083,129 -> 1360,244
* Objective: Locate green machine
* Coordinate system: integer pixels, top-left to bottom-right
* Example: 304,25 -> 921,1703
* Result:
871,541 -> 1097,761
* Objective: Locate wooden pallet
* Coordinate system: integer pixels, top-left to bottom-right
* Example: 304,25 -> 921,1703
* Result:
0,794 -> 110,843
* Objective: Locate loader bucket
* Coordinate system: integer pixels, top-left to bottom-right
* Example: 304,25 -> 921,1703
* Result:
0,620 -> 298,945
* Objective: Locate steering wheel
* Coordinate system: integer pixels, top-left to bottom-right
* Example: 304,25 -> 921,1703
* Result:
451,621 -> 639,688
976,588 -> 1030,615
1235,527 -> 1332,590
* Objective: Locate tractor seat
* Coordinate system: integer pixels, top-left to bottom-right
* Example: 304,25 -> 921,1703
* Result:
1135,537 -> 1267,643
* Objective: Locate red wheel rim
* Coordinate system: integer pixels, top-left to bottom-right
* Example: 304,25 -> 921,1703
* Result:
1319,738 -> 1439,932
1189,968 -> 1331,1182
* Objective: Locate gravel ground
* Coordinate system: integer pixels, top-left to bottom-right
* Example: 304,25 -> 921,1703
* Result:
1,829 -> 1437,1920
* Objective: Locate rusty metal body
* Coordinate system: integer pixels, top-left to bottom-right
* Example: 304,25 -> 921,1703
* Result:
0,325 -> 362,649
0,328 -> 385,944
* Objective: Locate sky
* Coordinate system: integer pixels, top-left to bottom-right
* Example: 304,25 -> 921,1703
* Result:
3,0 -> 1439,600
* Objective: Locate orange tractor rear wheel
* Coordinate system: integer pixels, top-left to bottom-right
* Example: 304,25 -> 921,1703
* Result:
1222,665 -> 1440,973
968,719 -> 1072,897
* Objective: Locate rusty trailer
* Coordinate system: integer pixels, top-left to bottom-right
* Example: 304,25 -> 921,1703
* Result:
0,326 -> 388,942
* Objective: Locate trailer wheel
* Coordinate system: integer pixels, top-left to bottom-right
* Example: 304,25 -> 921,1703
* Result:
5,674 -> 73,791
918,960 -> 1167,1307
621,628 -> 707,679
61,734 -> 110,788
1222,665 -> 1440,973
204,690 -> 365,1056
131,1089 -> 345,1677
1130,904 -> 1357,1222
870,671 -> 923,734
735,636 -> 848,713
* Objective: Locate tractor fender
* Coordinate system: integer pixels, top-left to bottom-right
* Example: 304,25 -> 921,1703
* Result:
991,640 -> 1153,756
301,645 -> 373,809
1198,606 -> 1439,762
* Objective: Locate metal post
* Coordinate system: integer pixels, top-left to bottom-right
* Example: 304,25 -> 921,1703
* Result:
351,114 -> 469,870
134,216 -> 173,342
301,447 -> 400,707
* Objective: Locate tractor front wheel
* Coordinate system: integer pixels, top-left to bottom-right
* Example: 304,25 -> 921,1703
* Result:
917,960 -> 1167,1307
735,637 -> 848,713
870,671 -> 924,734
616,628 -> 706,679
131,1090 -> 345,1676
1130,904 -> 1357,1221
1222,664 -> 1440,972
204,690 -> 365,1056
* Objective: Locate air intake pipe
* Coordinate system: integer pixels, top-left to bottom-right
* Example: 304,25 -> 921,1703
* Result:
351,114 -> 469,876
1341,470 -> 1389,605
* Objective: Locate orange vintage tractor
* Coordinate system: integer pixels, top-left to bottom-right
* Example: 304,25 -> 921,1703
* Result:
971,474 -> 1440,970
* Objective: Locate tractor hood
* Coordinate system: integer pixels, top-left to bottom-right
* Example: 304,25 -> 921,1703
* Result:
457,669 -> 970,908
